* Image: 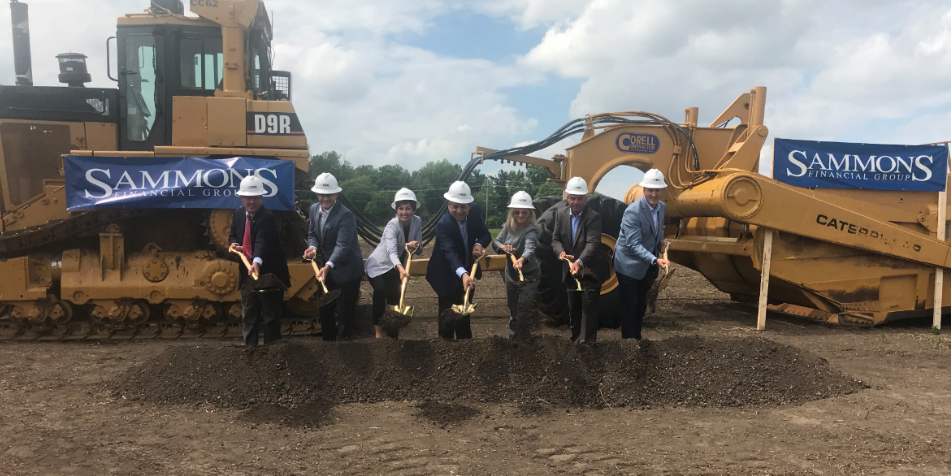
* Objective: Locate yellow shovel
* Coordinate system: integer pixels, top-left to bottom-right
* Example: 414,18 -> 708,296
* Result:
560,255 -> 584,291
304,256 -> 341,306
387,245 -> 416,318
646,241 -> 675,313
504,249 -> 537,286
229,244 -> 258,280
449,251 -> 487,317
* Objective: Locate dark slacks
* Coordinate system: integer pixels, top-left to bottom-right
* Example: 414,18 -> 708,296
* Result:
318,274 -> 362,341
617,264 -> 659,340
369,267 -> 402,338
566,275 -> 600,343
437,284 -> 473,340
369,267 -> 402,325
240,287 -> 284,346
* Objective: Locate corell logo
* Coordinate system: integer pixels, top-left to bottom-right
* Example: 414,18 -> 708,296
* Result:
616,133 -> 660,154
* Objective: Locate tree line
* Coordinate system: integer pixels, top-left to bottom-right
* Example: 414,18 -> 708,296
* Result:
297,151 -> 565,227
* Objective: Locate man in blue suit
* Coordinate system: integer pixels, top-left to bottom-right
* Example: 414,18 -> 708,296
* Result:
304,173 -> 366,341
426,181 -> 492,339
614,169 -> 670,340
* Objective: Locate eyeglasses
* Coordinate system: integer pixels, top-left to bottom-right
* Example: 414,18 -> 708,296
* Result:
513,210 -> 532,216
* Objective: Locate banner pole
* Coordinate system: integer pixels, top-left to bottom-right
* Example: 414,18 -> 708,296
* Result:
758,143 -> 775,331
757,228 -> 773,331
935,168 -> 948,331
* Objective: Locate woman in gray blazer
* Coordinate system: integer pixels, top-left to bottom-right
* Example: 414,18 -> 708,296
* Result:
491,191 -> 540,340
365,188 -> 423,338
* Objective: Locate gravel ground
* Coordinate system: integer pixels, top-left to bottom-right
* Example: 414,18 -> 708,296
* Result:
2,263 -> 951,475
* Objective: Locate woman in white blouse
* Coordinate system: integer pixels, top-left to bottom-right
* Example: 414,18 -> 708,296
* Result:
365,188 -> 423,338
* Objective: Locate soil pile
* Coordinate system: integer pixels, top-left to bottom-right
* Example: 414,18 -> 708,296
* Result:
112,336 -> 863,417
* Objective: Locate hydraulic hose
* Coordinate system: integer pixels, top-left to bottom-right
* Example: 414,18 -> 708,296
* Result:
332,113 -> 701,247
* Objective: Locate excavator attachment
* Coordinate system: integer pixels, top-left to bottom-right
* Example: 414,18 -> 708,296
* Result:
489,86 -> 951,326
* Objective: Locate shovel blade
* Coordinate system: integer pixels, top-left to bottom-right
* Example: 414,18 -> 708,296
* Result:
387,304 -> 414,318
443,306 -> 470,323
313,288 -> 341,307
646,267 -> 676,314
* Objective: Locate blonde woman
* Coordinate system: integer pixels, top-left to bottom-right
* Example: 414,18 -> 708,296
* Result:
491,191 -> 540,340
365,188 -> 423,338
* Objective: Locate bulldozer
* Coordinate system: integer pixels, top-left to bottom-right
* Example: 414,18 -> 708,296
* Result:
0,0 -> 324,339
461,87 -> 951,327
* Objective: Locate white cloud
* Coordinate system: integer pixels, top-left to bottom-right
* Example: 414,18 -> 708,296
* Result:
3,0 -> 950,188
520,0 -> 951,149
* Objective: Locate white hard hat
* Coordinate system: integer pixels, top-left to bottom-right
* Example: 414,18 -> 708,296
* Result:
311,172 -> 342,194
391,187 -> 421,209
565,177 -> 588,195
639,169 -> 667,189
444,181 -> 474,204
236,175 -> 266,197
507,191 -> 535,209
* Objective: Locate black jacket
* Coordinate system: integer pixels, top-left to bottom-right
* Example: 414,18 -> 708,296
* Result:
425,203 -> 492,297
228,205 -> 291,287
551,205 -> 608,285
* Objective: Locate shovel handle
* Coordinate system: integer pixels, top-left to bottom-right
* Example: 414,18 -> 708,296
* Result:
506,251 -> 525,282
398,245 -> 413,309
459,251 -> 486,307
308,259 -> 331,293
229,244 -> 258,280
560,255 -> 583,290
462,283 -> 472,309
470,250 -> 486,276
661,240 -> 671,275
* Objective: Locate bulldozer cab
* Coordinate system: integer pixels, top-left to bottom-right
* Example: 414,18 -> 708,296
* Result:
116,13 -> 285,151
0,0 -> 301,216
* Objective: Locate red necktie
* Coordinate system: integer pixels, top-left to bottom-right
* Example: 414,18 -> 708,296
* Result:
242,213 -> 253,262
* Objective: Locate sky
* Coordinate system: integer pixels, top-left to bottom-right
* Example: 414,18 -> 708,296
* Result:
2,0 -> 951,200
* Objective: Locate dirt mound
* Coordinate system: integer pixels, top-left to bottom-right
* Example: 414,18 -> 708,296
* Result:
414,401 -> 480,426
111,336 -> 863,425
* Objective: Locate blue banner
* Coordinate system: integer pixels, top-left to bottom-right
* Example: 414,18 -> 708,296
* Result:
64,156 -> 296,211
773,139 -> 949,191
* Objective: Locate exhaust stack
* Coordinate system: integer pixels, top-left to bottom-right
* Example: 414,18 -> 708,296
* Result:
10,0 -> 32,86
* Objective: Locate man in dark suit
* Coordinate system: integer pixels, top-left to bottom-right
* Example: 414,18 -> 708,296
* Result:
426,181 -> 492,339
551,177 -> 608,343
304,172 -> 365,341
228,175 -> 291,347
